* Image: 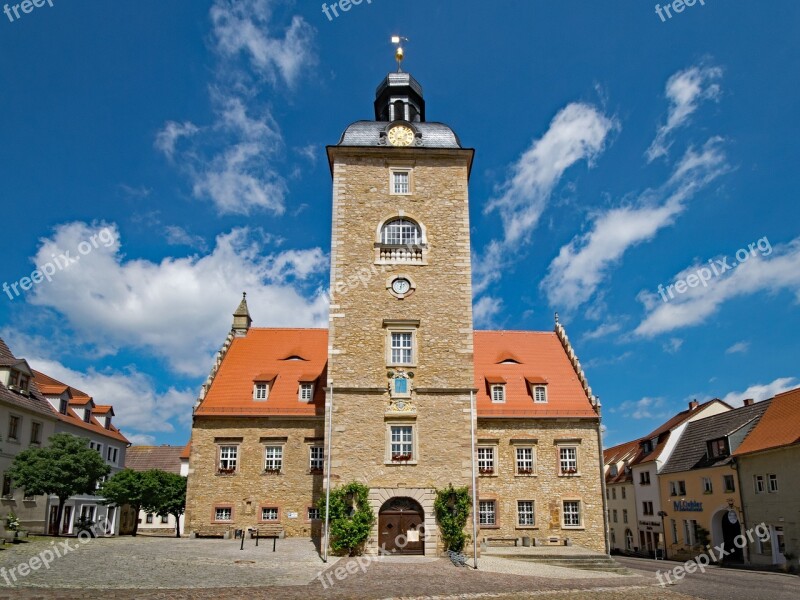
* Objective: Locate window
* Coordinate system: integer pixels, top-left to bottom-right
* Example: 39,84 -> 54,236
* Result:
390,425 -> 413,460
669,481 -> 687,496
261,507 -> 279,521
30,421 -> 42,445
625,529 -> 634,551
533,385 -> 547,403
642,440 -> 653,454
59,399 -> 68,414
612,509 -> 618,523
610,530 -> 616,547
391,170 -> 410,195
491,385 -> 505,403
611,488 -> 617,500
2,475 -> 11,497
702,477 -> 713,494
559,447 -> 578,474
609,464 -> 618,477
517,500 -> 535,526
477,447 -> 495,475
623,509 -> 628,523
310,446 -> 324,471
381,218 -> 420,246
479,500 -> 496,526
390,332 -> 413,365
219,446 -> 238,472
308,507 -> 321,521
515,447 -> 534,475
622,487 -> 627,499
723,474 -> 736,493
254,383 -> 268,401
146,513 -> 154,524
643,501 -> 654,516
708,438 -> 728,458
18,374 -> 29,391
768,474 -> 778,493
639,471 -> 651,485
754,475 -> 765,494
299,383 -> 314,402
8,415 -> 20,441
563,500 -> 581,527
684,519 -> 697,546
107,447 -> 118,464
671,519 -> 679,544
214,507 -> 232,522
84,410 -> 92,423
161,515 -> 169,524
264,446 -> 283,472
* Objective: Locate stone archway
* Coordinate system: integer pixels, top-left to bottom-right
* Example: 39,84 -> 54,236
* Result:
719,510 -> 744,563
378,497 -> 425,555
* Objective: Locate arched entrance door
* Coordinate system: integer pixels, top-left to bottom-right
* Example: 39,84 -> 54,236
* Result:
720,510 -> 743,562
378,497 -> 425,555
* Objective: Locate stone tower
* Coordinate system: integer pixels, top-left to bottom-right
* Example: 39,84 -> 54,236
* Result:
325,66 -> 476,555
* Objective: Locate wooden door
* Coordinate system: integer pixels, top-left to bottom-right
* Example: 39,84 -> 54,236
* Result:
378,497 -> 425,555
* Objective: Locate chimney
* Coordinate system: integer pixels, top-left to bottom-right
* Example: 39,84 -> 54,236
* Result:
689,400 -> 699,411
743,398 -> 755,407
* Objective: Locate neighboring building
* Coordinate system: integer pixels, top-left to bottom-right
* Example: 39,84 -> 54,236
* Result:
627,399 -> 732,556
185,63 -> 607,555
125,444 -> 189,535
32,371 -> 129,535
0,338 -> 58,533
658,399 -> 771,562
733,387 -> 800,568
603,440 -> 639,553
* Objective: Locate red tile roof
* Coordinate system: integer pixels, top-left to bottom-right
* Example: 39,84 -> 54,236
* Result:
734,387 -> 800,456
474,331 -> 598,419
603,439 -> 639,484
180,442 -> 191,460
0,338 -> 62,418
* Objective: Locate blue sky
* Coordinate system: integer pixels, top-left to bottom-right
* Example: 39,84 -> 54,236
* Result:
1,1 -> 798,447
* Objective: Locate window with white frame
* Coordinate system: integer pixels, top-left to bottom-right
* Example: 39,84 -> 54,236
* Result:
161,515 -> 169,524
299,383 -> 314,402
612,488 -> 617,500
146,513 -> 154,524
517,500 -> 535,526
559,447 -> 578,474
219,446 -> 238,472
723,474 -> 735,493
669,480 -> 687,496
640,471 -> 651,485
264,446 -> 283,472
533,385 -> 547,403
254,383 -> 268,400
479,500 -> 496,525
623,509 -> 628,523
8,415 -> 20,441
643,501 -> 654,516
768,473 -> 778,493
754,474 -> 765,493
622,486 -> 627,499
390,425 -> 413,460
30,421 -> 42,445
477,447 -> 495,474
491,385 -> 505,403
261,507 -> 279,521
702,477 -> 713,493
516,447 -> 534,474
215,507 -> 232,521
390,331 -> 414,365
563,500 -> 581,527
381,218 -> 420,246
391,170 -> 411,195
310,446 -> 324,471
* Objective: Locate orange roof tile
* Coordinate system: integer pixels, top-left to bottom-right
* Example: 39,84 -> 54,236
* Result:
474,331 -> 598,419
194,329 -> 328,417
734,387 -> 800,456
93,405 -> 114,414
37,383 -> 69,395
180,442 -> 191,460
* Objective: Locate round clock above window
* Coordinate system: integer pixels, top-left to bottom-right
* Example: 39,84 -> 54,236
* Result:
387,125 -> 415,147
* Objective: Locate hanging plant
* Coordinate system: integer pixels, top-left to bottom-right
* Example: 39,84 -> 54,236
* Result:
317,482 -> 375,556
434,485 -> 472,552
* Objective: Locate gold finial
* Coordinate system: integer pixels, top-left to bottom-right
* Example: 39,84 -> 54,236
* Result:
391,35 -> 408,72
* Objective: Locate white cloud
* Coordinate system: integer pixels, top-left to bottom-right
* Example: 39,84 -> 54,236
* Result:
721,377 -> 798,407
663,337 -> 683,354
582,321 -> 622,341
542,137 -> 728,311
164,226 -> 208,251
24,222 -> 329,376
725,341 -> 750,355
635,237 -> 800,337
647,64 -> 722,162
154,121 -> 199,160
474,103 -> 616,294
473,296 -> 503,328
612,396 -> 669,420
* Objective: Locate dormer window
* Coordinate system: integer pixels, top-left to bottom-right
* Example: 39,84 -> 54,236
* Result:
642,440 -> 653,454
708,437 -> 729,458
610,464 -> 618,477
18,374 -> 29,391
59,399 -> 68,415
491,384 -> 505,404
84,410 -> 92,423
299,383 -> 314,402
533,385 -> 547,403
254,383 -> 269,401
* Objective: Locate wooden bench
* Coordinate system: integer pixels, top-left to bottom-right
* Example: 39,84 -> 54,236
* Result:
484,536 -> 520,547
247,525 -> 284,551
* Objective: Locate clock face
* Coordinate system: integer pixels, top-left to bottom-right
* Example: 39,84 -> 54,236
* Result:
392,278 -> 411,295
388,125 -> 415,147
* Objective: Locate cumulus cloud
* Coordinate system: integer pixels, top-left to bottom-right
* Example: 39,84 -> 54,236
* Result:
662,338 -> 683,354
612,396 -> 670,420
635,237 -> 800,337
721,377 -> 798,407
473,296 -> 503,329
647,64 -> 722,162
542,137 -> 728,311
474,103 -> 617,294
725,341 -> 750,355
25,221 -> 329,376
154,121 -> 199,160
582,322 -> 622,341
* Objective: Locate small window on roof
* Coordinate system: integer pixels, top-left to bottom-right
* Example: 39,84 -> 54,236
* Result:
491,385 -> 505,403
282,355 -> 307,361
254,383 -> 269,401
533,386 -> 547,403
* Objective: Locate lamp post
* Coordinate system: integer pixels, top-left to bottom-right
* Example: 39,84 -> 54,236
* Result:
658,511 -> 668,560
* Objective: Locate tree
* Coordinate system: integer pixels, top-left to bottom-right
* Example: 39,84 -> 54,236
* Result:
434,485 -> 472,552
100,468 -> 158,537
7,433 -> 110,537
317,481 -> 375,556
142,470 -> 187,538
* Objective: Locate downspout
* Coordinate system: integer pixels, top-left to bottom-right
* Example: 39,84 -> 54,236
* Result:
596,397 -> 611,555
731,456 -> 750,564
470,389 -> 479,569
323,383 -> 334,563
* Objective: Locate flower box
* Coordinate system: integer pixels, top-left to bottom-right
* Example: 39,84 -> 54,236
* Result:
517,468 -> 534,475
391,453 -> 412,462
217,467 -> 236,475
264,468 -> 282,475
479,467 -> 495,475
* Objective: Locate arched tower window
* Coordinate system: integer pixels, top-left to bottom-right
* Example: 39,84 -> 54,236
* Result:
375,216 -> 428,265
381,218 -> 420,246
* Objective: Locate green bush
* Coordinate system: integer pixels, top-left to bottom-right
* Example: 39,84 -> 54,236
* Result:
434,485 -> 472,552
318,482 -> 375,556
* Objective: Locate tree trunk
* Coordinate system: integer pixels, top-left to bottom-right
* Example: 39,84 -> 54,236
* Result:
132,505 -> 140,537
54,497 -> 66,538
174,513 -> 181,538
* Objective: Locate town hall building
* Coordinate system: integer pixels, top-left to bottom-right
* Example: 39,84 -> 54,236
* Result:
184,60 -> 608,556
